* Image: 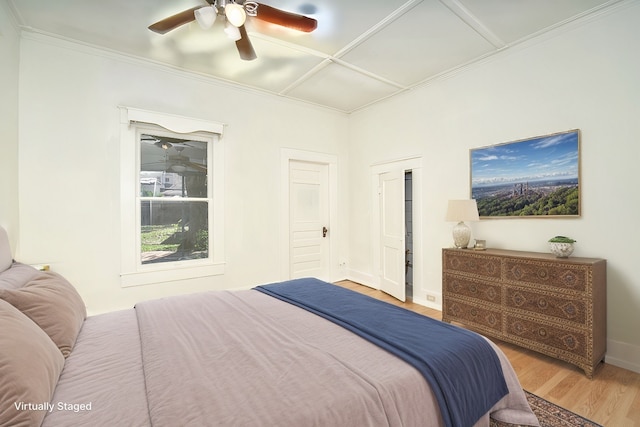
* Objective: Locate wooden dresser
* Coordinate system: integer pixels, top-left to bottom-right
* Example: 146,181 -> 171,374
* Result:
442,248 -> 606,378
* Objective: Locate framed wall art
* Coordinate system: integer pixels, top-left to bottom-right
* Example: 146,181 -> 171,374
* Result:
470,129 -> 580,218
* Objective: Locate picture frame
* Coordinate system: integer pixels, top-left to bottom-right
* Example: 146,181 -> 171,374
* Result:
470,129 -> 580,218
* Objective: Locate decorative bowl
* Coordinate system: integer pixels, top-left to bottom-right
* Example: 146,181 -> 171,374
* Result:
549,242 -> 574,258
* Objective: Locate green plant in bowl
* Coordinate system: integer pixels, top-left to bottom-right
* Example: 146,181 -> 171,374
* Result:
548,236 -> 576,257
548,236 -> 576,243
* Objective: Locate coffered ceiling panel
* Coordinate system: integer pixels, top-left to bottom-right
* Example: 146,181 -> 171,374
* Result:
285,60 -> 402,112
457,0 -> 619,43
339,0 -> 497,86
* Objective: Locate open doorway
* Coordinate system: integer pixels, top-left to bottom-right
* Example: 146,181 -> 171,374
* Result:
371,157 -> 422,303
405,171 -> 413,299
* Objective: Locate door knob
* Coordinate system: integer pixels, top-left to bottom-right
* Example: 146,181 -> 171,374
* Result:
322,226 -> 328,238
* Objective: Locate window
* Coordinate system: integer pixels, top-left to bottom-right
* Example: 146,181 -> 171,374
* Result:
119,108 -> 225,287
139,129 -> 210,264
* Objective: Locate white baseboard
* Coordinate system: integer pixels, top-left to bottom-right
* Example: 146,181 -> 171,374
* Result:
411,295 -> 442,311
345,269 -> 442,310
605,339 -> 640,374
344,269 -> 378,289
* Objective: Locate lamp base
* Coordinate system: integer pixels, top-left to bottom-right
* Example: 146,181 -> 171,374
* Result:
452,221 -> 471,248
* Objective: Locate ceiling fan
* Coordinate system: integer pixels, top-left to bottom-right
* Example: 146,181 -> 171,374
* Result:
148,0 -> 318,61
141,136 -> 208,173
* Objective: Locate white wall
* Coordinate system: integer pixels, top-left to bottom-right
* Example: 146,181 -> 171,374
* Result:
0,2 -> 20,248
347,2 -> 640,372
16,33 -> 349,315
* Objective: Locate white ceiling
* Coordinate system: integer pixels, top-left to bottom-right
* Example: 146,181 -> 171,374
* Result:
7,0 -> 621,113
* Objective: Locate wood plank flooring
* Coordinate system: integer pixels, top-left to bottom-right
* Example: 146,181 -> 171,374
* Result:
335,280 -> 640,426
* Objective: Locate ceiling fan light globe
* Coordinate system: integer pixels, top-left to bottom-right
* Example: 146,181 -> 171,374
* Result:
225,3 -> 246,27
224,21 -> 242,41
194,6 -> 217,29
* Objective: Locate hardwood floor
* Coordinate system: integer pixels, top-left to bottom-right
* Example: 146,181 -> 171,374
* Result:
335,280 -> 640,426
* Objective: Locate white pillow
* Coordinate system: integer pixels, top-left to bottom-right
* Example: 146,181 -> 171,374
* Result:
0,227 -> 11,273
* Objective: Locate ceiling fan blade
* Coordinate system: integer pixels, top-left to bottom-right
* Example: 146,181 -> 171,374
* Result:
148,6 -> 200,34
254,3 -> 317,33
185,161 -> 208,172
235,25 -> 257,61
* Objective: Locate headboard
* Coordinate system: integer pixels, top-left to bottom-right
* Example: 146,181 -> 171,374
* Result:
0,226 -> 12,273
0,227 -> 41,290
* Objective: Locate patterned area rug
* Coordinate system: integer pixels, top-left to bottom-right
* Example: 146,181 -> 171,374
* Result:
490,391 -> 602,427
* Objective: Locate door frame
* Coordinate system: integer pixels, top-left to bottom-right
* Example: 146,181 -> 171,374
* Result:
280,148 -> 338,281
371,156 -> 423,299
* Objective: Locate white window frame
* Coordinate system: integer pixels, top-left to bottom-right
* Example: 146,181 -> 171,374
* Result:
119,107 -> 225,287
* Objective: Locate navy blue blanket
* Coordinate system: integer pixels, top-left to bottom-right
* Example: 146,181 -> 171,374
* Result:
255,278 -> 508,427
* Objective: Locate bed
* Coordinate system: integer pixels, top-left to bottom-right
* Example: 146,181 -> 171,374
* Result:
0,228 -> 539,427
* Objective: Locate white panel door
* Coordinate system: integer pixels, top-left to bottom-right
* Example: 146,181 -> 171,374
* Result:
379,170 -> 406,301
289,161 -> 330,280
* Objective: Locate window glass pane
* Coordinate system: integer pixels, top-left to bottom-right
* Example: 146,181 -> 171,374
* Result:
140,134 -> 208,199
140,200 -> 209,264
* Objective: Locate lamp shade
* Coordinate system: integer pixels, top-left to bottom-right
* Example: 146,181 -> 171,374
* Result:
445,199 -> 479,222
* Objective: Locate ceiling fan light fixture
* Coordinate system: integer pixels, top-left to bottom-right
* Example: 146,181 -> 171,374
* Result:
224,21 -> 242,41
155,141 -> 172,150
194,5 -> 217,29
225,3 -> 246,27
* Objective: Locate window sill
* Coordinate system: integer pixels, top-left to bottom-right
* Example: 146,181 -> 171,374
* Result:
120,262 -> 225,288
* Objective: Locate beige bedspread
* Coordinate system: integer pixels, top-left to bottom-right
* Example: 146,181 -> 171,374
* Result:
40,287 -> 537,426
135,290 -> 539,427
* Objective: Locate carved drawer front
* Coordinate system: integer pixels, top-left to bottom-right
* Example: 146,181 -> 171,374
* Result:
505,287 -> 587,326
503,258 -> 588,293
505,314 -> 587,358
445,298 -> 502,333
443,252 -> 501,280
444,274 -> 502,305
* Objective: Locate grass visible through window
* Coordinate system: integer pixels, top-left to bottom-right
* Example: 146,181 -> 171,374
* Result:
141,225 -> 180,252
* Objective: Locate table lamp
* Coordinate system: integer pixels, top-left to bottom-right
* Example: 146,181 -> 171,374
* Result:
445,199 -> 479,248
